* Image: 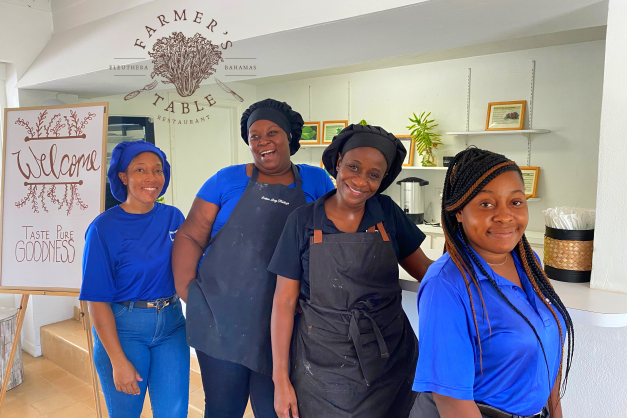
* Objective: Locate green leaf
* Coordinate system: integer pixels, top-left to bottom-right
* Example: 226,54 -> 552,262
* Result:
300,126 -> 316,140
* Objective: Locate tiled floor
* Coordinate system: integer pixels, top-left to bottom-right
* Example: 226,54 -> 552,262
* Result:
1,351 -> 254,418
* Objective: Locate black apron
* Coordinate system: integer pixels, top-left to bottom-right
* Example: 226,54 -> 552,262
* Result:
291,214 -> 418,418
186,164 -> 307,376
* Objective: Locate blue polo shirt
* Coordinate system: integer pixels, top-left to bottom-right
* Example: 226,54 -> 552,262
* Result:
413,248 -> 565,416
197,164 -> 335,241
79,203 -> 184,302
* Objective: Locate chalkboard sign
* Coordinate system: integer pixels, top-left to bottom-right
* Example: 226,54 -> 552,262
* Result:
0,103 -> 108,293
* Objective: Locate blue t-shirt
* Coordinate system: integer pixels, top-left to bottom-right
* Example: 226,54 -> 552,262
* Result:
79,203 -> 185,302
413,248 -> 565,416
197,164 -> 335,240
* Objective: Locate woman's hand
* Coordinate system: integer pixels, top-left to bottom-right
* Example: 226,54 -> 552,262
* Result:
112,358 -> 143,395
274,379 -> 299,418
272,277 -> 301,417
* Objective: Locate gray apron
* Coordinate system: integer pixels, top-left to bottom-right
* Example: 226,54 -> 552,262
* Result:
186,164 -> 306,376
291,217 -> 418,418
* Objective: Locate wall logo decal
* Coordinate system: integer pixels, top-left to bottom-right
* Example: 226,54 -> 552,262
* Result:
112,9 -> 255,125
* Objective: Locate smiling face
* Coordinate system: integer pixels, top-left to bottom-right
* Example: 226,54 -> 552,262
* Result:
248,119 -> 291,174
335,147 -> 387,207
456,170 -> 528,257
118,151 -> 165,208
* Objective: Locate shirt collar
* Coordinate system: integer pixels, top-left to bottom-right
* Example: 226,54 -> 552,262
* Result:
463,238 -> 525,285
309,189 -> 387,233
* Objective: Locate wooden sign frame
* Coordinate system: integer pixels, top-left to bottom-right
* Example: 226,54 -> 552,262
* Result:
0,102 -> 109,417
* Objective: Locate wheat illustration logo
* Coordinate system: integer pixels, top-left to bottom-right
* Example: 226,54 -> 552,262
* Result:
13,110 -> 97,215
148,32 -> 224,97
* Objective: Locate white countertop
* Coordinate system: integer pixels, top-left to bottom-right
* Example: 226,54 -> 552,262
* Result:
418,225 -> 545,246
401,248 -> 627,327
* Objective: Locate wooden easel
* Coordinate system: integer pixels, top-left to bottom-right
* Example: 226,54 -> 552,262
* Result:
0,290 -> 103,418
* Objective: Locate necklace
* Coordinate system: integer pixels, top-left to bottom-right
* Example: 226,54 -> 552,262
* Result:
487,254 -> 508,266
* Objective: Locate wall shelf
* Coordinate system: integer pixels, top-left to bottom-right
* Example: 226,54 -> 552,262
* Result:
445,129 -> 550,166
402,166 -> 447,171
445,129 -> 550,136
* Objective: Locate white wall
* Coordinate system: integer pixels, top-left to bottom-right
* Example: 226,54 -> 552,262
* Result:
256,41 -> 605,233
0,1 -> 52,78
590,0 -> 627,294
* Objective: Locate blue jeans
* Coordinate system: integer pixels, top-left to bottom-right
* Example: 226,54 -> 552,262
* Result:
93,299 -> 190,418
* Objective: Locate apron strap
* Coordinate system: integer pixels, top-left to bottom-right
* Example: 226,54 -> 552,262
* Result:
305,300 -> 390,385
376,222 -> 390,242
314,223 -> 388,244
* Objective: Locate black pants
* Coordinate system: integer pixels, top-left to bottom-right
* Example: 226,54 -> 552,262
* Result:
196,350 -> 278,418
409,393 -> 550,418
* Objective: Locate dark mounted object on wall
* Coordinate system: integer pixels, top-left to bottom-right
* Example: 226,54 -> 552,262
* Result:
443,156 -> 454,167
397,177 -> 429,224
543,226 -> 594,283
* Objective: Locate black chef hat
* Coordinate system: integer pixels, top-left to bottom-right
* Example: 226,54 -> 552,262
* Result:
322,124 -> 407,193
240,98 -> 304,155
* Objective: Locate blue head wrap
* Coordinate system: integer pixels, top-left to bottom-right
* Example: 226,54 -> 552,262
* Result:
107,141 -> 171,202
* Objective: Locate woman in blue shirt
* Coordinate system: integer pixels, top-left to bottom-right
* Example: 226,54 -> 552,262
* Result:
80,141 -> 188,418
413,147 -> 574,418
172,99 -> 334,418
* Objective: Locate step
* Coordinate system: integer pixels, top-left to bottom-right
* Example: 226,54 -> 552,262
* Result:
40,318 -> 254,417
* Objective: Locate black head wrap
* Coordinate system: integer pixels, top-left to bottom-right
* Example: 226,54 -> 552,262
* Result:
322,124 -> 407,193
240,98 -> 304,155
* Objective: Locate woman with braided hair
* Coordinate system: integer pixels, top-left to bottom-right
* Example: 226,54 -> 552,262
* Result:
172,99 -> 335,417
412,147 -> 573,418
269,124 -> 433,418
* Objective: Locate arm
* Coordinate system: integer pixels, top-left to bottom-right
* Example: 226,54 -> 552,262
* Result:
88,302 -> 142,394
172,197 -> 219,302
433,394 -> 482,418
400,247 -> 433,281
271,276 -> 301,418
548,378 -> 563,418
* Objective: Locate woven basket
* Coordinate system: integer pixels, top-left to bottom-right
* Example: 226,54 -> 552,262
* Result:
543,226 -> 594,283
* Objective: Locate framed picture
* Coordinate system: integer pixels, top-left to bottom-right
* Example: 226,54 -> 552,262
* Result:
321,120 -> 348,145
300,121 -> 320,145
397,135 -> 415,167
486,101 -> 526,131
519,166 -> 539,198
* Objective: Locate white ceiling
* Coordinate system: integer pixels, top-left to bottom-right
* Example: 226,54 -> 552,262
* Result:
0,0 -> 51,12
18,0 -> 608,97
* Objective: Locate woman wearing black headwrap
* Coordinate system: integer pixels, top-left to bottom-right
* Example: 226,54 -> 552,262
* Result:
172,99 -> 334,418
268,124 -> 433,418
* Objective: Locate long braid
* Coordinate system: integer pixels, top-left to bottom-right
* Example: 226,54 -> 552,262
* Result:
517,237 -> 575,396
441,147 -> 574,407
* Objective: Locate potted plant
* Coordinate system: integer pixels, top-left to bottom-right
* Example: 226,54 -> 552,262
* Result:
407,112 -> 442,167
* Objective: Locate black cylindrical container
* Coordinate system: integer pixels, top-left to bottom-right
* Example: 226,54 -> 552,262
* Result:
543,226 -> 594,283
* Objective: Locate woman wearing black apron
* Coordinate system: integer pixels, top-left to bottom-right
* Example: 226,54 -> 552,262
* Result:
172,99 -> 335,418
268,125 -> 433,418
